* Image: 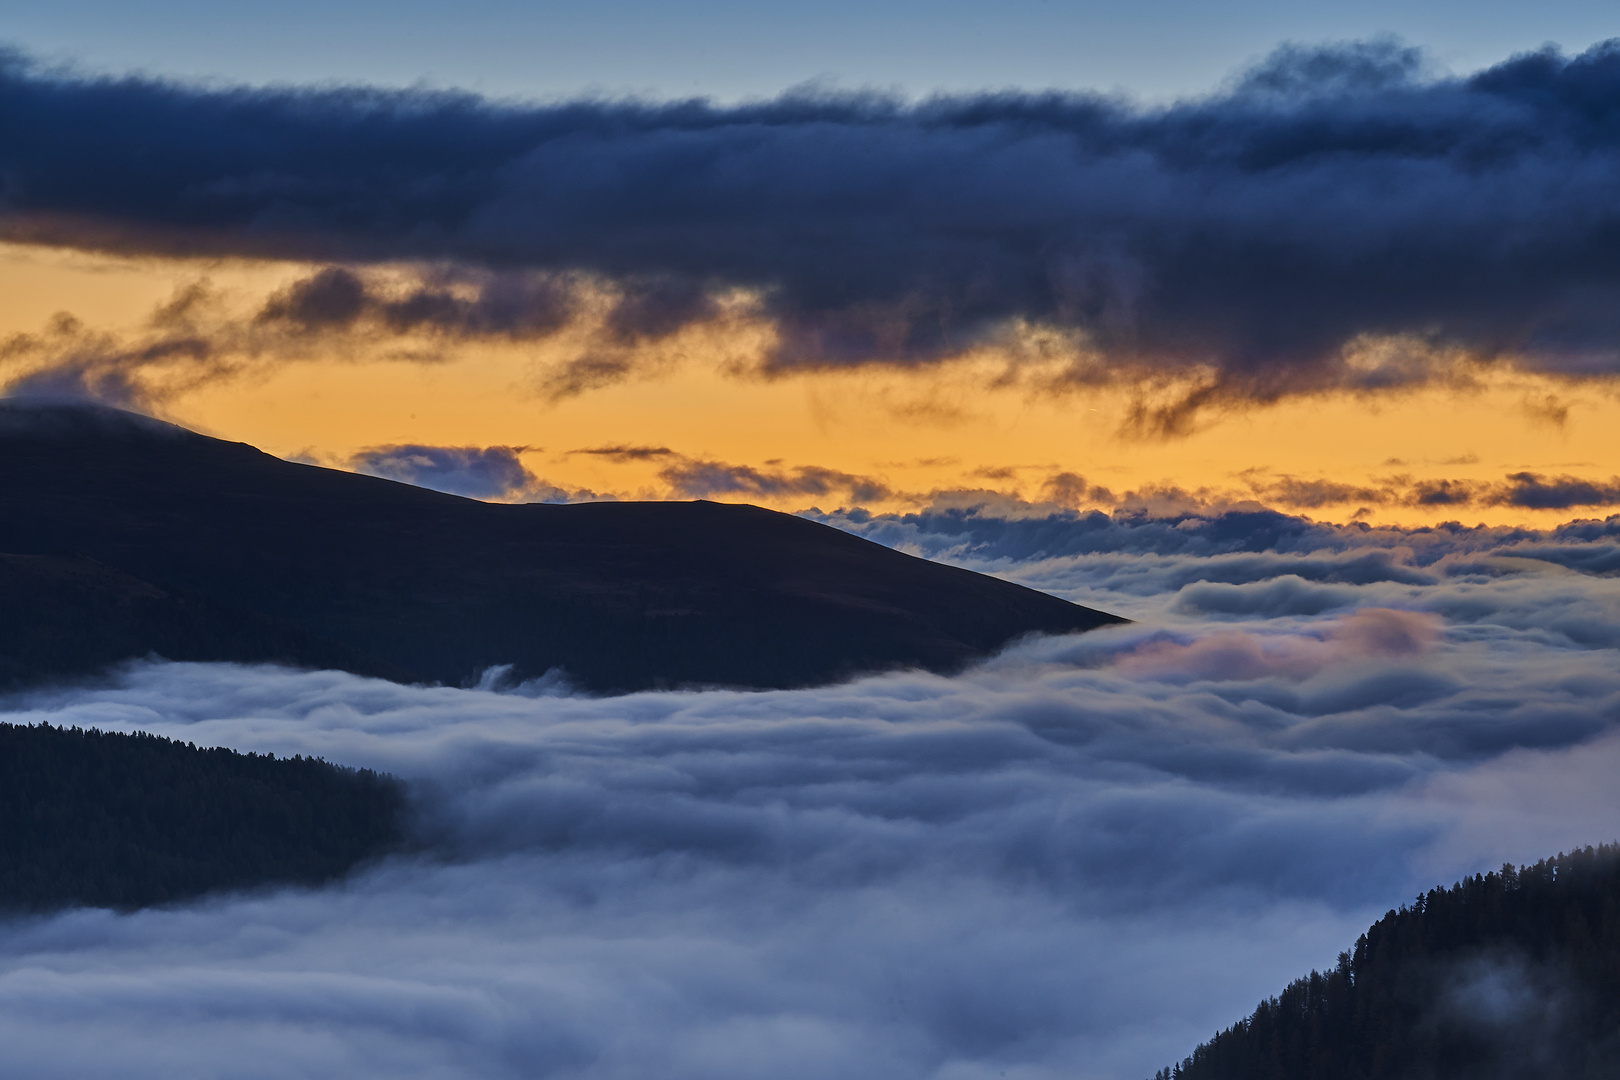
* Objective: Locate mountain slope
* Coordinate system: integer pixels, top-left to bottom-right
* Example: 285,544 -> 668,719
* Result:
0,551 -> 414,685
1153,845 -> 1620,1080
0,722 -> 404,912
0,401 -> 1124,692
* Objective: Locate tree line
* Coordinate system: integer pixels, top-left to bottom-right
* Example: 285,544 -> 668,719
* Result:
1152,843 -> 1620,1080
0,722 -> 406,912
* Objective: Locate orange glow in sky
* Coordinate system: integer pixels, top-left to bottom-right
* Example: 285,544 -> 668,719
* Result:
2,241 -> 1615,528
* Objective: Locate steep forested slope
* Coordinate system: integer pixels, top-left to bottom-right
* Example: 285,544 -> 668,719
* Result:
1154,845 -> 1620,1080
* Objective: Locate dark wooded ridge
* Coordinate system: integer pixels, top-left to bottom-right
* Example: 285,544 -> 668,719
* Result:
0,401 -> 1124,693
1153,844 -> 1620,1080
0,722 -> 404,912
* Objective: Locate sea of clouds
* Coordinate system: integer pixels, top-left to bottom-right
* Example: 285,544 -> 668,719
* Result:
4,507 -> 1620,1078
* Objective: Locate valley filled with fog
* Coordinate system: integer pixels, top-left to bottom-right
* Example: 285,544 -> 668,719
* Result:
4,507 -> 1619,1079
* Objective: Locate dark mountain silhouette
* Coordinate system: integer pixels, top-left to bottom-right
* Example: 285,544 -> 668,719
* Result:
1152,844 -> 1620,1080
0,400 -> 1123,692
0,722 -> 404,912
0,551 -> 414,686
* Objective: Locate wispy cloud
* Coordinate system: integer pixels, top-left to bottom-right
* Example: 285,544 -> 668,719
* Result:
423,441 -> 1620,517
345,443 -> 592,502
257,266 -> 578,340
658,458 -> 894,504
1491,471 -> 1620,510
0,267 -> 731,412
569,444 -> 677,462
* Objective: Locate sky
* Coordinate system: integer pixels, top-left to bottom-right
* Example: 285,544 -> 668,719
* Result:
5,7 -> 1620,1076
3,16 -> 1620,526
6,0 -> 1619,103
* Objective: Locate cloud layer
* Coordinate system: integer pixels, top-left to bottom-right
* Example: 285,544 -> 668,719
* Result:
661,460 -> 1620,516
346,443 -> 585,501
5,40 -> 1620,417
6,504 -> 1620,1076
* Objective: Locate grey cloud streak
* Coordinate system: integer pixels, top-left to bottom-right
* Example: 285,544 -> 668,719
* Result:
9,503 -> 1620,1076
346,443 -> 597,502
1234,469 -> 1620,514
341,444 -> 892,505
259,265 -> 579,341
659,458 -> 894,503
5,41 -> 1620,419
569,444 -> 676,461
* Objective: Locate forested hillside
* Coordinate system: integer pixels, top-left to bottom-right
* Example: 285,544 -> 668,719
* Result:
0,723 -> 405,912
1153,845 -> 1620,1080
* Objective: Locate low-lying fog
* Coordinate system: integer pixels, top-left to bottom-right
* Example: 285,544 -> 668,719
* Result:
6,508 -> 1620,1079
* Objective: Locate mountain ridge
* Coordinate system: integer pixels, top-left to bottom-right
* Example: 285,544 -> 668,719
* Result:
0,400 -> 1125,692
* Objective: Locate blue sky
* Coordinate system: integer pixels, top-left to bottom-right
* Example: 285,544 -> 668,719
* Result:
7,0 -> 1617,101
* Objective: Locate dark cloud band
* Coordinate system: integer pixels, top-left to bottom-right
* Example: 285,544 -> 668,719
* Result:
4,40 -> 1620,407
